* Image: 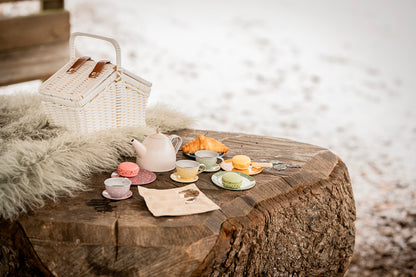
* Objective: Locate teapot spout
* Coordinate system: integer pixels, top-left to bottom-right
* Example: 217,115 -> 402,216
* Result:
131,138 -> 147,158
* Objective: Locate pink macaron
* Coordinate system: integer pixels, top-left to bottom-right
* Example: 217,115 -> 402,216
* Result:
117,162 -> 140,177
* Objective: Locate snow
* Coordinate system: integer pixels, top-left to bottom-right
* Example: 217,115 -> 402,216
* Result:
1,0 -> 415,273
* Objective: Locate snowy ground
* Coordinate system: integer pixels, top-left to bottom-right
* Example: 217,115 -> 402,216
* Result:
1,0 -> 415,275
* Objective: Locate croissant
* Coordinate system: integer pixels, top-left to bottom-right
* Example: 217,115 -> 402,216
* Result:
182,134 -> 229,154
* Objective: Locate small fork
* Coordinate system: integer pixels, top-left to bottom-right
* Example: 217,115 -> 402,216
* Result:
259,159 -> 302,171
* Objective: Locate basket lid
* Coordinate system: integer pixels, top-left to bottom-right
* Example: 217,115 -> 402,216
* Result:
39,58 -> 118,107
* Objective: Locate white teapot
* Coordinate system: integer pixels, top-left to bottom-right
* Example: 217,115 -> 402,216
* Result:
131,129 -> 182,172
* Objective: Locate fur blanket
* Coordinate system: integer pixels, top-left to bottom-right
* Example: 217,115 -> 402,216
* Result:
0,93 -> 193,220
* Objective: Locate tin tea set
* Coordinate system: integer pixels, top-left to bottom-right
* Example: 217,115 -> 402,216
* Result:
102,130 -> 298,202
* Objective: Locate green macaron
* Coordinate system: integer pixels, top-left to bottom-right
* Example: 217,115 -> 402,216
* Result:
221,172 -> 243,189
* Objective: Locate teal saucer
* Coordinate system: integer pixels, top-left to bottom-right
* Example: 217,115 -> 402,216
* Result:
204,164 -> 221,172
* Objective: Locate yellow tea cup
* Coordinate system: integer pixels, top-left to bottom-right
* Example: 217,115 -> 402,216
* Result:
175,160 -> 206,180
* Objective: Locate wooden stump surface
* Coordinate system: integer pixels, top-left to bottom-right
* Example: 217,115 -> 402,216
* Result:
0,129 -> 356,276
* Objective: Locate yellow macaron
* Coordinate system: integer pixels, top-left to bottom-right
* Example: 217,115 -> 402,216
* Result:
231,155 -> 251,170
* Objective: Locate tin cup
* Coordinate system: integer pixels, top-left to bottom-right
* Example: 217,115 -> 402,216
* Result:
195,150 -> 224,170
175,160 -> 206,180
104,177 -> 131,198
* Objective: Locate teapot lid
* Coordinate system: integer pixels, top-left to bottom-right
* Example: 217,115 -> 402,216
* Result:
149,128 -> 167,140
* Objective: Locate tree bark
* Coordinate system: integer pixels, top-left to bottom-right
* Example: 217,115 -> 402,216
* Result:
195,160 -> 355,276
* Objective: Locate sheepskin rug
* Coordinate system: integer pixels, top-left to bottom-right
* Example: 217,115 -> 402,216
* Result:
0,93 -> 193,220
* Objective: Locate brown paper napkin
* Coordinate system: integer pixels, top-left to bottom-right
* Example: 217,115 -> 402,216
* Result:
138,183 -> 220,217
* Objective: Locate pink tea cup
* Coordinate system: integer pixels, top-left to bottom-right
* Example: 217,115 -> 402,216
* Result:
104,177 -> 131,198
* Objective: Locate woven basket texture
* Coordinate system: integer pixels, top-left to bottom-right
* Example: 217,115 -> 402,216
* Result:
39,58 -> 151,133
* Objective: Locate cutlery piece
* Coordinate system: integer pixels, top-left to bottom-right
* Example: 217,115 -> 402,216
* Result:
259,159 -> 302,171
179,189 -> 200,198
185,197 -> 197,204
250,162 -> 273,168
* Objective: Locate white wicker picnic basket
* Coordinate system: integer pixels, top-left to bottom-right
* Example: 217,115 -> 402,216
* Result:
39,32 -> 152,133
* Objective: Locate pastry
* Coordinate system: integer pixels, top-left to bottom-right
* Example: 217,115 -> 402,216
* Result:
231,155 -> 251,170
222,172 -> 243,189
182,134 -> 228,154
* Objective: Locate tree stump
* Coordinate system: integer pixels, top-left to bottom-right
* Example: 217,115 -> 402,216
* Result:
0,130 -> 356,276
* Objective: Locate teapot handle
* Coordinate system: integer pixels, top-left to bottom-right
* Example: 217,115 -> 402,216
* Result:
169,135 -> 183,154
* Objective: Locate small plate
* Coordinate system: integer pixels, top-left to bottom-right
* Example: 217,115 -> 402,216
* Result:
220,159 -> 263,175
211,171 -> 256,191
170,172 -> 199,183
111,169 -> 156,185
204,164 -> 221,172
183,152 -> 225,160
102,190 -> 133,200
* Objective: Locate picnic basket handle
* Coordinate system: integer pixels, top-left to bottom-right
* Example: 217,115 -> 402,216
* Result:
69,32 -> 122,68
